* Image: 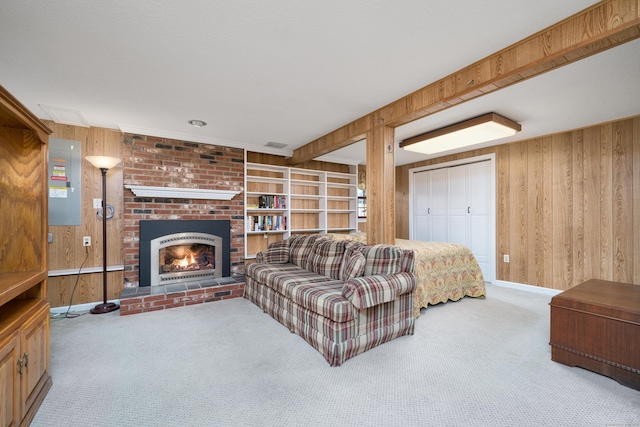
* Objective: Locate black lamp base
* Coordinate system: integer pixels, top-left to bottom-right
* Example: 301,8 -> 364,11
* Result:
90,302 -> 120,314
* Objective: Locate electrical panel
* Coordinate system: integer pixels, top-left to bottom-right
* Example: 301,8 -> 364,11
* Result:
48,138 -> 82,226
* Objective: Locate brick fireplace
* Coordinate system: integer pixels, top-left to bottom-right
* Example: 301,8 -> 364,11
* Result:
120,133 -> 245,314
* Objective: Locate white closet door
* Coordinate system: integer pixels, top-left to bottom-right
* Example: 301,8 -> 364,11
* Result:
448,164 -> 468,246
411,157 -> 494,283
430,168 -> 448,242
468,161 -> 492,281
412,171 -> 430,241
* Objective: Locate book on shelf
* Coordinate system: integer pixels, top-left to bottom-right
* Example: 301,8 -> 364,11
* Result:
246,215 -> 287,232
258,195 -> 287,209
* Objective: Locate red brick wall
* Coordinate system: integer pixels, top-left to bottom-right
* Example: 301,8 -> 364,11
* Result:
122,133 -> 245,286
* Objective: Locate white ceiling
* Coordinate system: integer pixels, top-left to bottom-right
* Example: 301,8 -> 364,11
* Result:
2,1 -> 638,166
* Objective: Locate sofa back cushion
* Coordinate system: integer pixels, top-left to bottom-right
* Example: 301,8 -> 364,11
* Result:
306,239 -> 355,280
358,244 -> 404,276
288,234 -> 328,268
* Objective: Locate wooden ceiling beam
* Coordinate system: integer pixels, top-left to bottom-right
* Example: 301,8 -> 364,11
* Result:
287,0 -> 640,166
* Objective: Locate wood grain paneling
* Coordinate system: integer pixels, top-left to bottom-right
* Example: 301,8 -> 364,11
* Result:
612,120 -> 633,284
634,117 -> 640,285
45,122 -> 124,307
0,128 -> 44,273
397,114 -> 640,291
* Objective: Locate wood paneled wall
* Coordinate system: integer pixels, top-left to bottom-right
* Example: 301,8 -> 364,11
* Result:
45,122 -> 124,307
396,115 -> 640,290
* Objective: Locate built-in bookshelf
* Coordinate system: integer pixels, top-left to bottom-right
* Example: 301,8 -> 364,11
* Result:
245,162 -> 357,259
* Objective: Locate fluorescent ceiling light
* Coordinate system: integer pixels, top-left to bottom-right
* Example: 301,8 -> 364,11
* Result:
400,113 -> 521,154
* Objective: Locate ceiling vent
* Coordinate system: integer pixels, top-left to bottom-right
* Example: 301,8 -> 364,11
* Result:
39,105 -> 90,127
265,141 -> 288,149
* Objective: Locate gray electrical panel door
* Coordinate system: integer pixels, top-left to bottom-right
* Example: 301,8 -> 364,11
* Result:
48,138 -> 82,226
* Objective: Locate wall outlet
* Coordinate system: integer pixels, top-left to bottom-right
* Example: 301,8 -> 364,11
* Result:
503,254 -> 510,263
93,198 -> 102,209
83,236 -> 91,246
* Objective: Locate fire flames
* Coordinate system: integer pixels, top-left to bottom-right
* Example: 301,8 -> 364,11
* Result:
176,253 -> 197,268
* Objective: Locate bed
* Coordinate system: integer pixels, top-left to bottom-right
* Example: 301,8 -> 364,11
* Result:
325,232 -> 486,317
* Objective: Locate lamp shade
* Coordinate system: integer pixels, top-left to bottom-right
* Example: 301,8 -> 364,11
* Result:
400,113 -> 521,155
85,155 -> 121,170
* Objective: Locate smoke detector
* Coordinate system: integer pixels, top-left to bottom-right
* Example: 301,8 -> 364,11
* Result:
265,141 -> 288,149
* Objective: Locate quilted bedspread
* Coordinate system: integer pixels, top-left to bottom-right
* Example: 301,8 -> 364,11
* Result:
325,233 -> 486,317
394,239 -> 485,317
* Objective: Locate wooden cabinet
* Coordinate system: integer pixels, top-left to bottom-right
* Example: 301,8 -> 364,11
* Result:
245,163 -> 357,260
0,84 -> 52,426
550,279 -> 640,391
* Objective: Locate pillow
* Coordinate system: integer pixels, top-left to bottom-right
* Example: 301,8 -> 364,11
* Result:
358,244 -> 404,276
288,234 -> 328,268
339,250 -> 366,281
260,239 -> 290,264
306,239 -> 353,280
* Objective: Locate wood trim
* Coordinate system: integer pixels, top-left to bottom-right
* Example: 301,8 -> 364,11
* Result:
0,84 -> 51,144
288,0 -> 640,165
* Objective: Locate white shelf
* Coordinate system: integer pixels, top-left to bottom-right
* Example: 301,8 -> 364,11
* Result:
246,208 -> 287,212
290,228 -> 323,233
246,176 -> 287,185
245,162 -> 357,259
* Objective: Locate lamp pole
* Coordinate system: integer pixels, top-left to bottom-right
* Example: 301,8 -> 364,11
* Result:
85,156 -> 121,314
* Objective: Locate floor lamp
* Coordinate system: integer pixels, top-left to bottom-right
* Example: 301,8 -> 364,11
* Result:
85,155 -> 121,314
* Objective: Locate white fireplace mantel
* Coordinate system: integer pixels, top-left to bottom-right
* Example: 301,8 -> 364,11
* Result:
125,185 -> 240,200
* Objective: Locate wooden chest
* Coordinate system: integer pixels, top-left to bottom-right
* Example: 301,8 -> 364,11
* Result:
549,279 -> 640,391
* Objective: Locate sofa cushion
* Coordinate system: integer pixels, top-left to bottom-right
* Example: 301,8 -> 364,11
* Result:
358,244 -> 404,276
245,262 -> 303,283
289,280 -> 355,323
306,239 -> 357,280
288,234 -> 328,268
339,249 -> 366,281
264,271 -> 354,323
267,269 -> 334,297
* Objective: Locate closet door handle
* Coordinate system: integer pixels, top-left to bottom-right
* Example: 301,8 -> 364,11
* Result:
468,206 -> 470,214
428,208 -> 430,214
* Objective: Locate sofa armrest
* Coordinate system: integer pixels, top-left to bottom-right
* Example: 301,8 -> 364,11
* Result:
342,272 -> 416,309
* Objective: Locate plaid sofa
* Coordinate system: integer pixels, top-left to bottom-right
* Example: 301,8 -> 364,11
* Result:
244,234 -> 416,366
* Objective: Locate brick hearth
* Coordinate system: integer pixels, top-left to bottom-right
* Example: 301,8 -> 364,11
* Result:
119,275 -> 245,315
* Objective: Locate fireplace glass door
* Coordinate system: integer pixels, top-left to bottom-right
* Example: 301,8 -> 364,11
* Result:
150,232 -> 222,286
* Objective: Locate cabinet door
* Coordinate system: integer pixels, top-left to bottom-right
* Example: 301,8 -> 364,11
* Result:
0,332 -> 20,427
20,306 -> 49,420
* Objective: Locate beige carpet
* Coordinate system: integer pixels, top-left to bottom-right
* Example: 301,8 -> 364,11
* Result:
32,284 -> 640,426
